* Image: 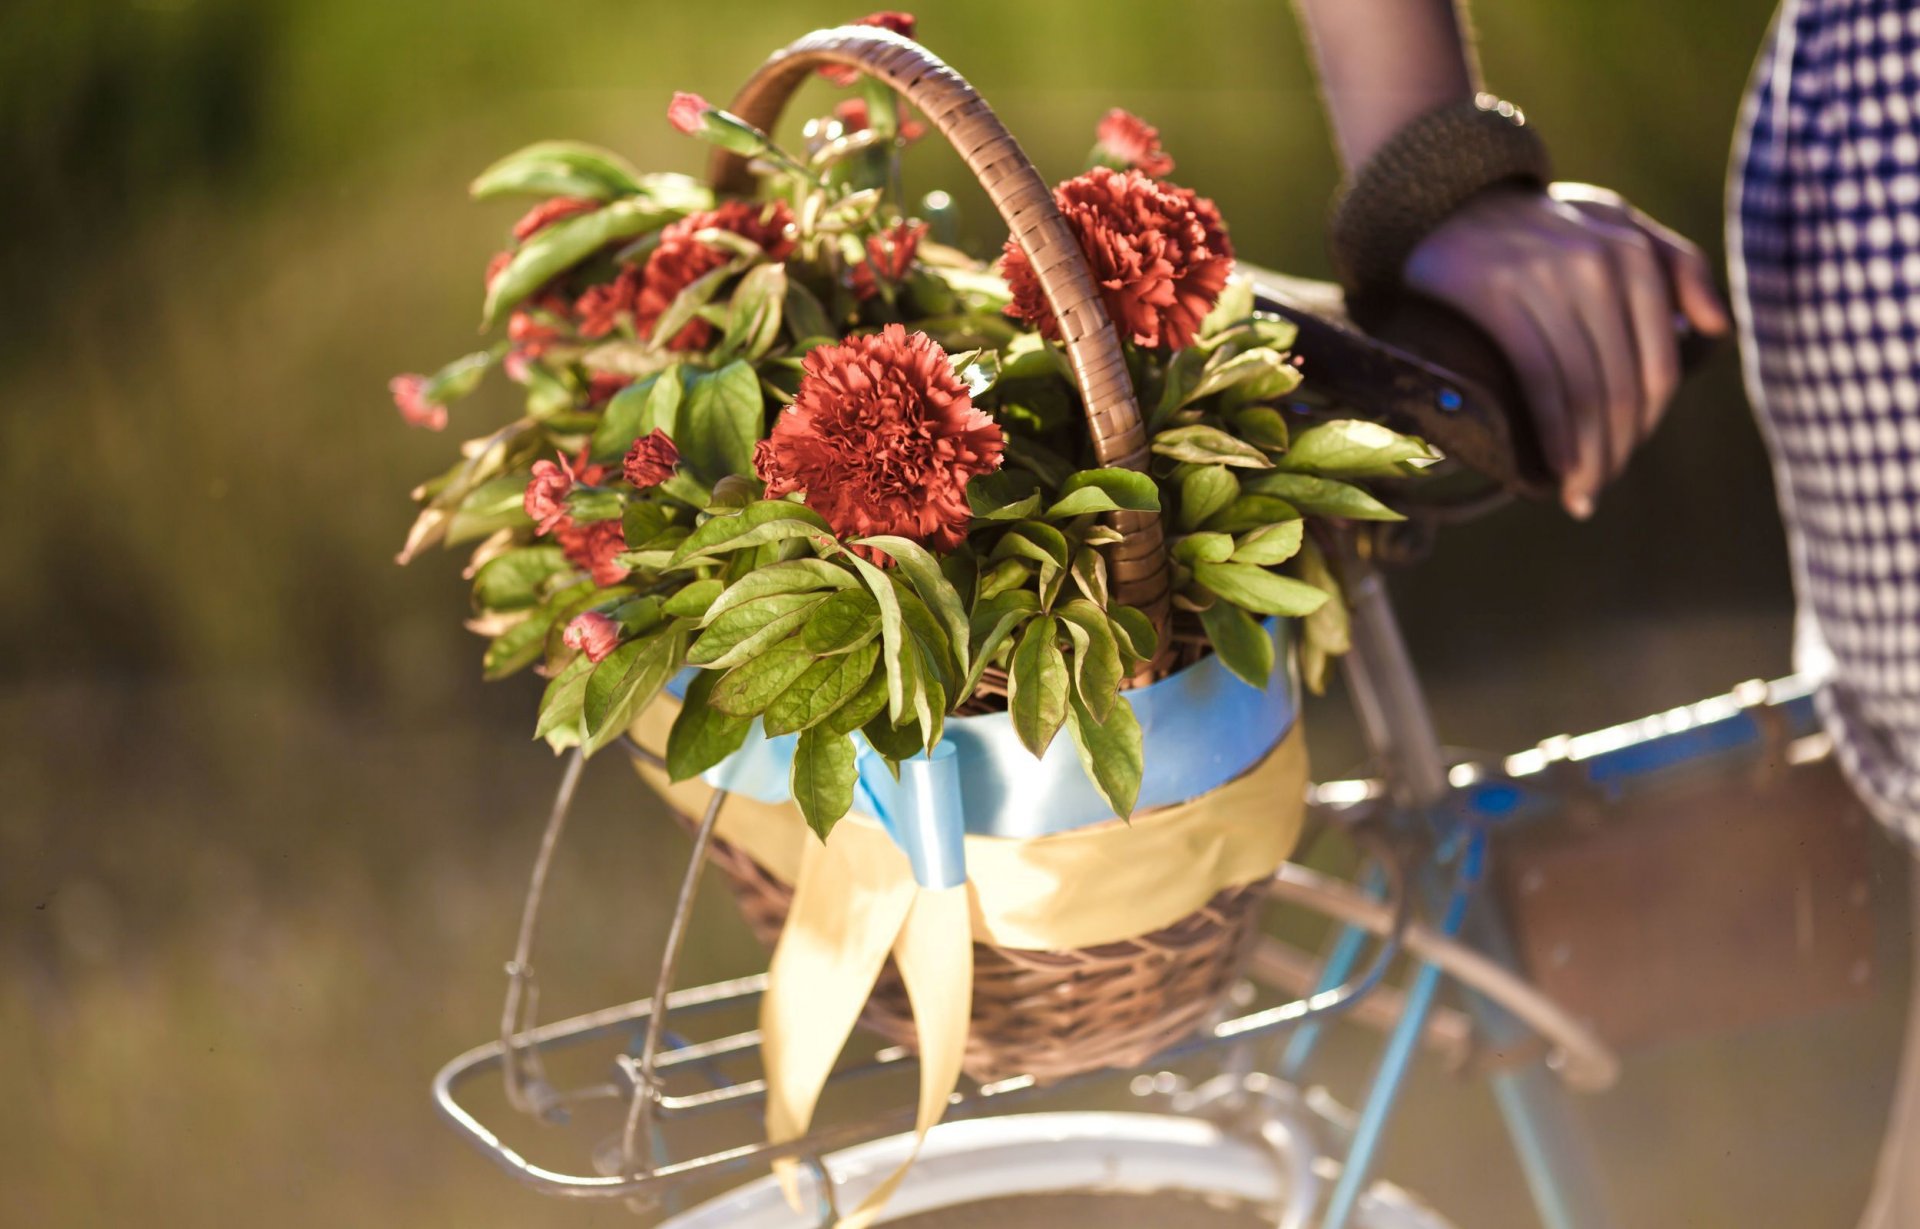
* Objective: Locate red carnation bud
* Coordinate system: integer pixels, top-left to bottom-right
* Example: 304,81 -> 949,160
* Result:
1094,108 -> 1175,177
821,12 -> 916,86
668,92 -> 711,135
574,265 -> 644,341
831,97 -> 927,143
758,324 -> 1001,558
627,200 -> 795,350
389,374 -> 446,431
557,518 -> 629,587
512,196 -> 600,242
1002,167 -> 1232,351
622,429 -> 680,489
587,372 -> 633,406
523,455 -> 578,535
851,220 -> 927,300
562,610 -> 621,663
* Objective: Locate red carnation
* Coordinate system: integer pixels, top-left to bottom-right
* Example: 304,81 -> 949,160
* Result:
1002,166 -> 1232,351
821,12 -> 916,86
1095,109 -> 1175,178
512,196 -> 600,242
852,220 -> 927,301
758,324 -> 1001,557
389,374 -> 446,431
562,610 -> 622,663
574,265 -> 644,341
630,200 -> 795,350
587,372 -> 633,406
668,91 -> 710,135
523,451 -> 605,535
623,429 -> 680,489
485,250 -> 512,290
508,293 -> 570,359
831,97 -> 927,143
557,518 -> 629,587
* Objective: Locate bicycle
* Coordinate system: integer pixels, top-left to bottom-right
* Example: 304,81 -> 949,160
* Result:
432,264 -> 1846,1229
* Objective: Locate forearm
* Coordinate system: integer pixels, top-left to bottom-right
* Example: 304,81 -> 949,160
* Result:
1291,0 -> 1482,171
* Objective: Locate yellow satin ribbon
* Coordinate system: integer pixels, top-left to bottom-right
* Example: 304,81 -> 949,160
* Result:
629,698 -> 1308,1226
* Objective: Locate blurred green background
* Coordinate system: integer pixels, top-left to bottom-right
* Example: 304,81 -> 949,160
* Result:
7,0 -> 1908,1225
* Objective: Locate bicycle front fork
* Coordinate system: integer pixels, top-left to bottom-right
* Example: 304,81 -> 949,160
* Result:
1316,542 -> 1621,1229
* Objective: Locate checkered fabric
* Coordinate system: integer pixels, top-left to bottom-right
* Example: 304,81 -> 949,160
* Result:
1732,0 -> 1920,844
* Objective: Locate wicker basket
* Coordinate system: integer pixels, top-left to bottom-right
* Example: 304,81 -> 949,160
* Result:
674,26 -> 1278,1085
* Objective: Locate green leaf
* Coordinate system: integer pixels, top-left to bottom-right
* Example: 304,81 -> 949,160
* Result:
1241,471 -> 1404,521
1152,425 -> 1274,469
964,589 -> 1041,696
1065,690 -> 1143,818
662,578 -> 725,619
1184,346 -> 1296,406
1193,561 -> 1329,617
792,727 -> 859,839
783,278 -> 834,345
1198,277 -> 1255,339
1202,493 -> 1301,535
1069,546 -> 1108,607
471,140 -> 646,200
665,669 -> 754,780
484,611 -> 557,680
1008,615 -> 1069,757
765,641 -> 881,736
592,367 -> 683,463
686,592 -> 826,668
824,665 -> 892,736
1278,420 -> 1440,477
1050,468 -> 1160,516
1231,520 -> 1304,566
1057,600 -> 1122,722
582,628 -> 685,755
842,551 -> 912,724
483,198 -> 682,327
1173,531 -> 1235,566
965,469 -> 1045,521
1199,600 -> 1274,689
1295,538 -> 1350,695
857,536 -> 970,677
717,262 -> 787,362
423,349 -> 496,405
1108,605 -> 1159,666
703,558 -> 853,623
669,500 -> 832,566
709,643 -> 816,717
1230,406 -> 1292,451
533,654 -> 595,752
861,711 -> 925,763
989,520 -> 1071,570
803,586 -> 882,654
448,475 -> 535,545
472,546 -> 571,611
975,557 -> 1034,602
1178,465 -> 1239,531
677,360 -> 764,484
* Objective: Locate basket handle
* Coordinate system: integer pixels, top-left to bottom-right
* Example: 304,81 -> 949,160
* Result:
709,26 -> 1172,642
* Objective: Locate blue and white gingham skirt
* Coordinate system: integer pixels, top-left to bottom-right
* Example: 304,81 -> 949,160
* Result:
1733,0 -> 1920,842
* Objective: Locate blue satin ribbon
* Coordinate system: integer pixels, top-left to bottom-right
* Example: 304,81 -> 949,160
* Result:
665,619 -> 1297,890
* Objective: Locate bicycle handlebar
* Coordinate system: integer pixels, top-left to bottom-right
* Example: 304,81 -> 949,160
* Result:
1239,262 -> 1716,503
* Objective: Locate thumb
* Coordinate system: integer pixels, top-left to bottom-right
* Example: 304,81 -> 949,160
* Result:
1646,228 -> 1731,337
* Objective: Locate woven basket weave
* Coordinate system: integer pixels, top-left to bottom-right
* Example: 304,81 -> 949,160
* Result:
678,26 -> 1275,1085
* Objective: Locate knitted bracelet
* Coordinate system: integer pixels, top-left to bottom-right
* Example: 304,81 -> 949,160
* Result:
1329,93 -> 1552,308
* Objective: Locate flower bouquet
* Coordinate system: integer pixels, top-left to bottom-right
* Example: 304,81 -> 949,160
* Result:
395,15 -> 1433,1204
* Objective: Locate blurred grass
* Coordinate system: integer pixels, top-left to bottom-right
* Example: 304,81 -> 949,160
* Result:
9,1 -> 1902,1226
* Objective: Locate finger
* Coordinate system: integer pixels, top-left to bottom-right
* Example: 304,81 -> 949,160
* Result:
1633,214 -> 1732,337
1482,292 -> 1579,505
1595,222 -> 1682,450
1516,283 -> 1606,518
1562,237 -> 1645,482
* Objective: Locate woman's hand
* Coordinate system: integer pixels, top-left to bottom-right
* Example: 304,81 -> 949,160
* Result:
1402,182 -> 1730,517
